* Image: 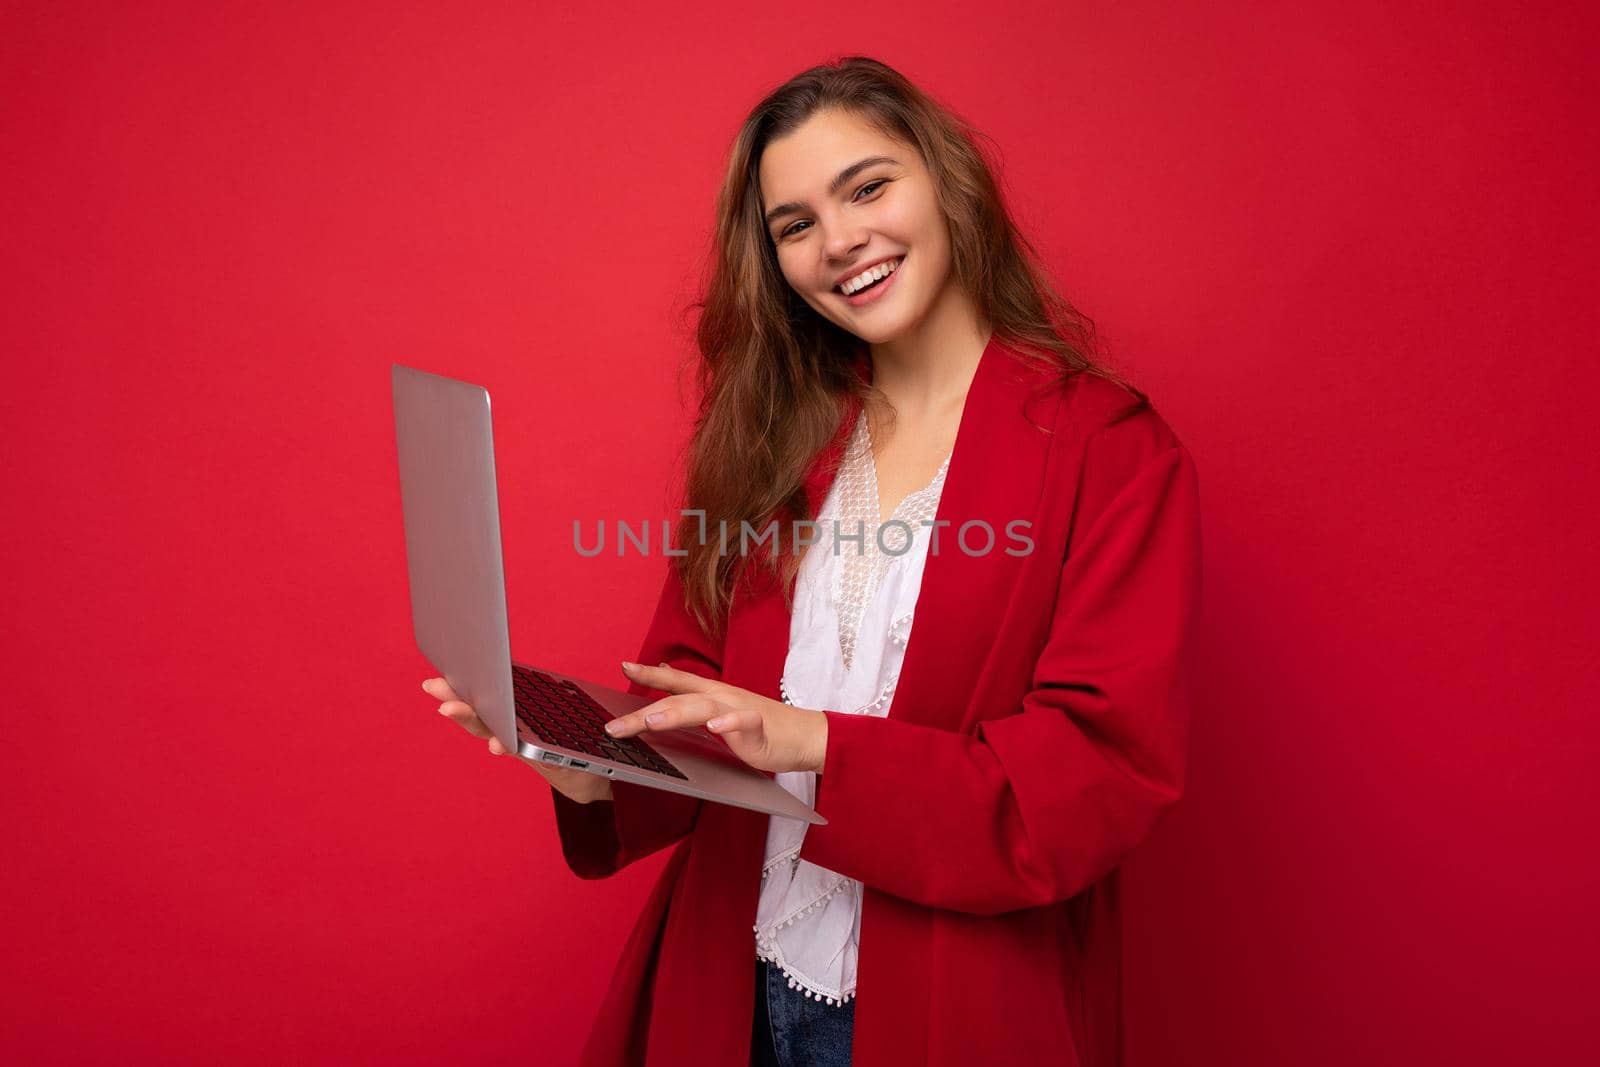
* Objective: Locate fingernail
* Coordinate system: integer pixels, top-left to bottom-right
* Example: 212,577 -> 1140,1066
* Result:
707,717 -> 724,731
645,712 -> 662,726
604,721 -> 621,735
621,661 -> 638,672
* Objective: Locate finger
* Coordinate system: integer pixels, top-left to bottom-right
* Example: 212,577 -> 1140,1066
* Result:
604,694 -> 722,738
422,677 -> 461,702
704,707 -> 761,735
618,661 -> 719,696
487,734 -> 508,756
439,700 -> 492,738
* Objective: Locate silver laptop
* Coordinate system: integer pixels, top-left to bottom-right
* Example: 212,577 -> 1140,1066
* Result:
391,363 -> 824,825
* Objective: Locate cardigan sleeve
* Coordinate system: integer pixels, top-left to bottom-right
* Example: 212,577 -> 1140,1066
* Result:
797,412 -> 1203,915
549,557 -> 722,880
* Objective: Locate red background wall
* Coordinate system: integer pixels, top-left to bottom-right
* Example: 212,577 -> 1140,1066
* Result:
3,3 -> 1595,1063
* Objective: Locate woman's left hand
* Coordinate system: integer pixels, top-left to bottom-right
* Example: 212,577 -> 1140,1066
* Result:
607,661 -> 828,775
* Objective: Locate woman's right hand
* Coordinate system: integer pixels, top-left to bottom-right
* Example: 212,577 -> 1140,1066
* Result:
422,677 -> 614,805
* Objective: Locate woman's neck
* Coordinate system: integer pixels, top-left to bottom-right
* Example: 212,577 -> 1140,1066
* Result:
868,285 -> 991,420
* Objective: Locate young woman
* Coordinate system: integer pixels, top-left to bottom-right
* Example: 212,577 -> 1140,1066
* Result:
423,57 -> 1201,1067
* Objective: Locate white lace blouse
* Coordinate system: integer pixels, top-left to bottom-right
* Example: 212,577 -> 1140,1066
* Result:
752,408 -> 952,1007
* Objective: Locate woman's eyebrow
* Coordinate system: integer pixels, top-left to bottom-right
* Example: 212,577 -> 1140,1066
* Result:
763,156 -> 900,227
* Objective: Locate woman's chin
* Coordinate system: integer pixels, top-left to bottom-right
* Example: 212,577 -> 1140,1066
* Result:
852,318 -> 915,347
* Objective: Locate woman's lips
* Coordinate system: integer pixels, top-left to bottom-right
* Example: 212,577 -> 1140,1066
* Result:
838,256 -> 904,308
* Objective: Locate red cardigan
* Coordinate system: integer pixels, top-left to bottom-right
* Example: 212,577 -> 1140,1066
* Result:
550,334 -> 1203,1066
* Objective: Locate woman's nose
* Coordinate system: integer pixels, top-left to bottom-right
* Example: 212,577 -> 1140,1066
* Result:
821,221 -> 869,261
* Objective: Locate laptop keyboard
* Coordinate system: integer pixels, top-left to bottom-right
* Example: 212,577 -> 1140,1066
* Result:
511,663 -> 687,780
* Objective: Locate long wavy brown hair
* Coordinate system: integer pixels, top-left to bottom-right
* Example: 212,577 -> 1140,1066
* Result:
674,55 -> 1148,639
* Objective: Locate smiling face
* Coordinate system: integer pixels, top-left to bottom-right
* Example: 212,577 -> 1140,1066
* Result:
759,108 -> 959,347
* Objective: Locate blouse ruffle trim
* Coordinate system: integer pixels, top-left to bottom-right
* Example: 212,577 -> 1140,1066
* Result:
752,938 -> 858,1007
779,669 -> 900,719
756,860 -> 850,928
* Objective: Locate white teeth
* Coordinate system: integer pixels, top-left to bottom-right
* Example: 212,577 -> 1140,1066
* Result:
840,257 -> 901,295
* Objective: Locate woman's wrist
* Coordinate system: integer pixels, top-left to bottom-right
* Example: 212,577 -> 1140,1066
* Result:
807,709 -> 829,774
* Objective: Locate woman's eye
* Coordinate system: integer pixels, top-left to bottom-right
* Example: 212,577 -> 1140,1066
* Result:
778,181 -> 887,239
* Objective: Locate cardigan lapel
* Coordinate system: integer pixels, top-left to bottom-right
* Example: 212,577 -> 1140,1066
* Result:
726,334 -> 1060,734
878,334 -> 1058,732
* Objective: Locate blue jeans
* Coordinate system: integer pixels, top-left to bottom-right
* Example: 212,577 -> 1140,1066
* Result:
751,956 -> 856,1066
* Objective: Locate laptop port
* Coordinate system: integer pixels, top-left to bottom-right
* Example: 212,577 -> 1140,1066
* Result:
568,760 -> 589,770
